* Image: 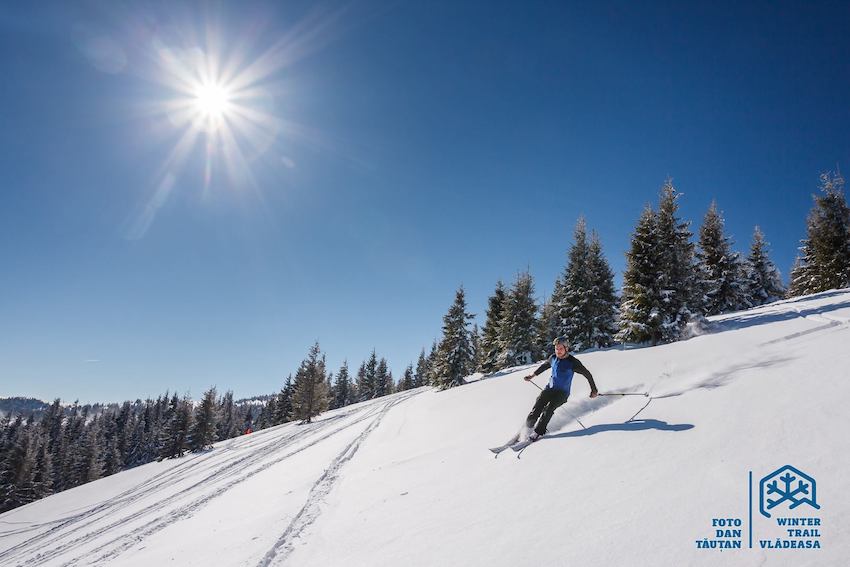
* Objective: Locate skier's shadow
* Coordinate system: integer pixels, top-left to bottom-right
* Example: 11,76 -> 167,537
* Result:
549,419 -> 694,439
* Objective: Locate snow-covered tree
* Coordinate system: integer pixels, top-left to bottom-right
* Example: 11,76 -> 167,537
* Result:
158,394 -> 192,460
375,357 -> 392,398
357,351 -> 378,401
478,280 -> 507,373
617,205 -> 665,344
497,271 -> 539,366
550,219 -> 616,350
414,348 -> 429,388
432,286 -> 476,389
536,292 -> 557,359
274,375 -> 294,425
586,230 -> 618,347
399,364 -> 415,391
789,171 -> 850,295
216,391 -> 239,441
291,342 -> 329,423
188,387 -> 219,452
696,201 -> 748,315
743,226 -> 786,306
333,361 -> 353,408
655,179 -> 698,341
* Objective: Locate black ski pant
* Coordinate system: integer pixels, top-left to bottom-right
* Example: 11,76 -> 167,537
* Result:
526,387 -> 568,436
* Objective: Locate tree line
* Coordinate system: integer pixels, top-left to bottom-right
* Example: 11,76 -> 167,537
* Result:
430,172 -> 850,386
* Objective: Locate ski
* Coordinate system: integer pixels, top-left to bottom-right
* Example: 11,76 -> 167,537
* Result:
510,439 -> 536,452
488,434 -> 520,455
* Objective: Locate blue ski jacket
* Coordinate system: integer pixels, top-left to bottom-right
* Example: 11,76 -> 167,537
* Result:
531,354 -> 596,395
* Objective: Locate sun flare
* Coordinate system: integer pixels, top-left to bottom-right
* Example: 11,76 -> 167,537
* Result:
193,82 -> 232,123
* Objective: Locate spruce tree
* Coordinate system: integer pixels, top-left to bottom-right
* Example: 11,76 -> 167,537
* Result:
291,342 -> 329,423
375,357 -> 391,398
789,171 -> 850,295
31,434 -> 53,500
586,230 -> 618,347
216,391 -> 238,441
655,179 -> 697,341
158,394 -> 192,459
478,281 -> 507,373
400,364 -> 415,391
333,361 -> 353,408
72,420 -> 102,485
537,283 -> 561,358
274,376 -> 294,424
743,226 -> 786,306
696,201 -> 747,315
617,205 -> 665,344
553,218 -> 596,350
357,351 -> 378,401
188,387 -> 219,452
414,348 -> 429,388
432,286 -> 476,389
497,271 -> 539,366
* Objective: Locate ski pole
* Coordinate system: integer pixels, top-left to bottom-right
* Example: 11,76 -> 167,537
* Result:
526,380 -> 543,391
599,392 -> 649,397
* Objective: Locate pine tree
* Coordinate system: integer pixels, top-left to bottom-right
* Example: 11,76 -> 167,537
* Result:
498,271 -> 539,367
291,342 -> 329,423
72,419 -> 102,485
655,179 -> 697,341
696,201 -> 747,315
414,348 -> 429,388
216,391 -> 238,441
357,351 -> 378,401
31,433 -> 53,500
189,387 -> 219,452
432,286 -> 476,389
426,340 -> 439,386
274,376 -> 294,425
375,357 -> 391,398
789,171 -> 850,295
0,420 -> 36,512
586,230 -> 618,347
743,226 -> 786,306
552,218 -> 597,350
400,364 -> 415,391
537,283 -> 561,358
478,281 -> 507,373
333,361 -> 353,408
617,205 -> 665,344
158,394 -> 192,459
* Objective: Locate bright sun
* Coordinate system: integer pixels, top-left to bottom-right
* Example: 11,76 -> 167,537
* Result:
193,82 -> 232,125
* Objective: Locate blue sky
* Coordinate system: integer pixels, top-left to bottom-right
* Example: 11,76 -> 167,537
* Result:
2,1 -> 849,403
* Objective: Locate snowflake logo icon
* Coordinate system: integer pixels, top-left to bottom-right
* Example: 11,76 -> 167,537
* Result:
759,465 -> 820,518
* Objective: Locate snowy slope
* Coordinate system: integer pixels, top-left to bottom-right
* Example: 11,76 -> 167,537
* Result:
2,290 -> 849,566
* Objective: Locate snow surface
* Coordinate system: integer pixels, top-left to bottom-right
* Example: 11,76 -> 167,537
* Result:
2,290 -> 850,566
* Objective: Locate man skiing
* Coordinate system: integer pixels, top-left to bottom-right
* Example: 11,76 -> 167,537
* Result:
522,336 -> 598,441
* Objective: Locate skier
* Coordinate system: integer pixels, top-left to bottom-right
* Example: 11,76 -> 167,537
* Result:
522,336 -> 598,440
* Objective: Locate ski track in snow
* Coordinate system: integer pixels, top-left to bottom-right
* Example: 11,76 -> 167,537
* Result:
759,304 -> 850,345
0,394 -> 419,567
0,410 -> 352,564
256,392 -> 419,567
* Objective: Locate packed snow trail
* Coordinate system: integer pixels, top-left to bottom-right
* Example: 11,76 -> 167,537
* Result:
257,392 -> 418,566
